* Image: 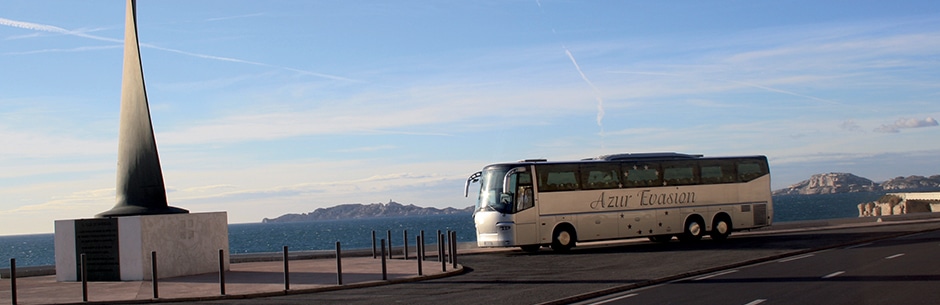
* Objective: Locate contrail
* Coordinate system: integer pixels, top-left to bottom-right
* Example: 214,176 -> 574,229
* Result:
727,80 -> 841,106
534,2 -> 606,141
0,17 -> 122,43
563,46 -> 606,134
0,16 -> 357,82
609,70 -> 843,106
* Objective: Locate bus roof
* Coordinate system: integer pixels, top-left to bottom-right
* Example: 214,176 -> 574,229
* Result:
484,153 -> 766,168
587,152 -> 704,161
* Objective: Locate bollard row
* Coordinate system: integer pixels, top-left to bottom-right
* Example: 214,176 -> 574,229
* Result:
5,230 -> 456,304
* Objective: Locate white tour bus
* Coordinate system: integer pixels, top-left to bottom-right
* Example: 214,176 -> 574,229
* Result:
464,153 -> 773,252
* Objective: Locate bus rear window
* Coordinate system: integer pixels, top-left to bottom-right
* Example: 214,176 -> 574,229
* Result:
737,160 -> 768,181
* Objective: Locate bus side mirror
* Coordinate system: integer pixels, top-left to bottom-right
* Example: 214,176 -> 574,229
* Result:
464,171 -> 482,197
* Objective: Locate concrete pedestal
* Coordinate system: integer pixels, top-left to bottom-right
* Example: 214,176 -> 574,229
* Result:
54,212 -> 229,281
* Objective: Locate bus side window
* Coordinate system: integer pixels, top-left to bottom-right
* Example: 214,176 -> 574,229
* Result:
737,160 -> 767,182
537,164 -> 580,192
662,161 -> 698,186
580,163 -> 621,190
700,160 -> 735,184
623,162 -> 661,187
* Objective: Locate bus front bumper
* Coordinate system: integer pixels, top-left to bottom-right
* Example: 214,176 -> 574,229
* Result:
477,222 -> 514,247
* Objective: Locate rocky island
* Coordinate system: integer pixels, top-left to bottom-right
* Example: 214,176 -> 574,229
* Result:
262,200 -> 473,223
774,172 -> 940,218
773,173 -> 940,195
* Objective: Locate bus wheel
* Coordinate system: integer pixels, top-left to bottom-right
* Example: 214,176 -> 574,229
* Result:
678,217 -> 705,242
648,235 -> 672,243
520,245 -> 540,253
710,215 -> 732,241
551,227 -> 576,252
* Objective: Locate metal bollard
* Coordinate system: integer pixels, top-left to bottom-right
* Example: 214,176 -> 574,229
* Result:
283,246 -> 290,291
451,231 -> 458,269
336,241 -> 343,285
437,232 -> 444,263
416,236 -> 423,276
446,230 -> 452,265
219,249 -> 226,296
403,230 -> 409,260
371,230 -> 377,259
380,239 -> 388,280
151,251 -> 159,299
81,253 -> 88,302
10,258 -> 16,305
420,230 -> 426,260
441,233 -> 447,272
387,230 -> 393,259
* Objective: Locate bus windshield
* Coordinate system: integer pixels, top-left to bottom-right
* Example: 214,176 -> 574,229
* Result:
477,165 -> 513,214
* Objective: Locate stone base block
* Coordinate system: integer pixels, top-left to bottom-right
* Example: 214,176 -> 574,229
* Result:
54,212 -> 229,281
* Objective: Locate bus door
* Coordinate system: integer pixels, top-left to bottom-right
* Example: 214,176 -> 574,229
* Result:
505,168 -> 539,245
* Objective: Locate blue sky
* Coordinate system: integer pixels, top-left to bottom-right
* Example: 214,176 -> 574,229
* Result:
2,0 -> 939,235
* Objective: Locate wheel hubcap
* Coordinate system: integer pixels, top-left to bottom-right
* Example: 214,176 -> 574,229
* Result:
716,221 -> 729,234
688,222 -> 701,236
557,231 -> 571,245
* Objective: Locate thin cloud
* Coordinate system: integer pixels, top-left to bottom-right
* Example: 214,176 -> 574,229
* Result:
874,117 -> 939,133
334,145 -> 397,153
840,120 -> 862,132
205,13 -> 266,22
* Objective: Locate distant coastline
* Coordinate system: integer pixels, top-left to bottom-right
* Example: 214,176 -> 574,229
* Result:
264,173 -> 940,222
773,173 -> 940,196
262,200 -> 473,223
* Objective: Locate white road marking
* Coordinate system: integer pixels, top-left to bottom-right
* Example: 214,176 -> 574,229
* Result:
589,293 -> 638,305
885,253 -> 905,259
822,271 -> 845,279
777,254 -> 814,262
743,299 -> 767,305
844,242 -> 873,249
694,269 -> 738,281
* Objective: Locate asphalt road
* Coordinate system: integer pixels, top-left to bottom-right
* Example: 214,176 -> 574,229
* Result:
193,219 -> 940,305
575,228 -> 940,305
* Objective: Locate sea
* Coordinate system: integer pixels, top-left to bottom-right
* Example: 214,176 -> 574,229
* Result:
0,192 -> 885,269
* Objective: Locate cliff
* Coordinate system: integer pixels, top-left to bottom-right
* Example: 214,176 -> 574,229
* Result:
773,173 -> 940,196
880,175 -> 940,191
262,201 -> 474,223
773,173 -> 876,195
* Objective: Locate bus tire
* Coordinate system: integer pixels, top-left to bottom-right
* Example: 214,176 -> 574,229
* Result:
551,226 -> 576,252
710,215 -> 732,241
520,245 -> 540,253
648,235 -> 672,243
678,217 -> 705,242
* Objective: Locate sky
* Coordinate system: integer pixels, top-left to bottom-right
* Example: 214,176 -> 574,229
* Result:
1,0 -> 939,235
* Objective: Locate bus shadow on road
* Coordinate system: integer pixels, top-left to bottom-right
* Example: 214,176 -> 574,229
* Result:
497,229 -> 927,256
